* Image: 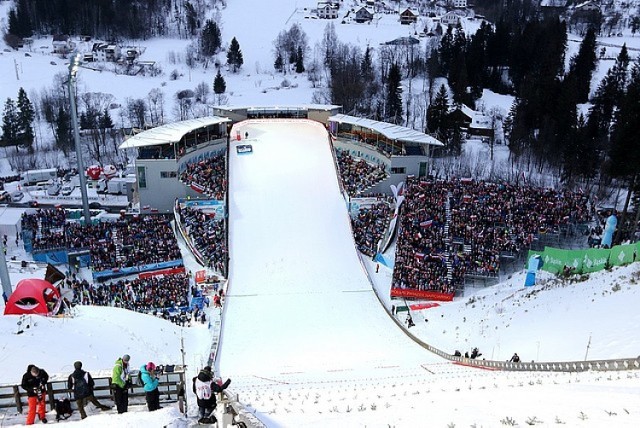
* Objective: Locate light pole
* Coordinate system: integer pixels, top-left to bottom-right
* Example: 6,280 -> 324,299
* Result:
68,53 -> 92,224
0,240 -> 11,299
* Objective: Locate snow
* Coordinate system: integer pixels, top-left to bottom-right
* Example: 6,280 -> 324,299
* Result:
0,118 -> 640,427
1,1 -> 640,426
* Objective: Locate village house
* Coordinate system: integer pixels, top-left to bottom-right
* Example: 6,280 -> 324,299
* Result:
317,2 -> 339,19
92,43 -> 121,62
440,10 -> 463,26
354,7 -> 374,23
399,8 -> 419,25
52,35 -> 75,54
448,104 -> 494,139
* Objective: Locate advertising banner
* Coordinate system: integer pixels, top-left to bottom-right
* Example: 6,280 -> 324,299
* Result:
390,288 -> 454,301
195,270 -> 207,283
541,247 -> 567,274
565,249 -> 587,274
582,248 -> 610,273
609,244 -> 635,266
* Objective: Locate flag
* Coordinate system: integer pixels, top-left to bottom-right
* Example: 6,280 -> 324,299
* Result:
190,182 -> 206,193
420,220 -> 433,228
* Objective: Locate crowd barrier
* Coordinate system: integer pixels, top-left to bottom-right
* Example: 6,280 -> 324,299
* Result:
0,369 -> 186,413
92,259 -> 184,281
528,240 -> 640,275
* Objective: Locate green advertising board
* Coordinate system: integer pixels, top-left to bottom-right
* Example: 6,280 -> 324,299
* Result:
541,247 -> 568,274
637,241 -> 640,262
609,244 -> 635,266
582,248 -> 611,273
565,249 -> 587,274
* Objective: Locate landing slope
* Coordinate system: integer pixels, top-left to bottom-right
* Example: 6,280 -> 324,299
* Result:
218,120 -> 436,377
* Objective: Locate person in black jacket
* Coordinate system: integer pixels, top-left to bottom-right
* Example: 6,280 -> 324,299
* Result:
21,364 -> 49,425
192,366 -> 231,424
67,361 -> 111,419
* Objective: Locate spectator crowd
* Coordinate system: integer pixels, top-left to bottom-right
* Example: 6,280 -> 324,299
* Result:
351,199 -> 392,257
69,274 -> 192,322
176,205 -> 227,275
336,150 -> 387,196
179,154 -> 227,200
22,211 -> 182,272
393,177 -> 591,296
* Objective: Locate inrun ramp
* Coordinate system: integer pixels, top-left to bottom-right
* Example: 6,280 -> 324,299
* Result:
218,120 -> 437,379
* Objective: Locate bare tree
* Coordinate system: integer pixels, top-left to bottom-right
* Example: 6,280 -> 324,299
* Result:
147,88 -> 165,126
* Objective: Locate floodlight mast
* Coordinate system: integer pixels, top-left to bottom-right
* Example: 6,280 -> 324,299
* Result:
68,53 -> 92,224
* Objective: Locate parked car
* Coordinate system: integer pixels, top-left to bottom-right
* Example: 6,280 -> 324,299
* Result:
47,183 -> 62,196
10,191 -> 24,202
0,191 -> 9,203
61,183 -> 75,196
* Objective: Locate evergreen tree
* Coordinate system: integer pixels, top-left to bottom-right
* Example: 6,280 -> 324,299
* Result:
213,70 -> 226,94
438,25 -> 455,75
226,37 -> 244,73
1,98 -> 20,147
427,85 -> 449,136
200,20 -> 222,57
609,59 -> 640,180
386,63 -> 402,124
8,0 -> 33,38
99,108 -> 114,129
566,28 -> 597,103
274,53 -> 284,73
295,46 -> 305,73
55,106 -> 72,155
16,88 -> 35,151
184,1 -> 199,36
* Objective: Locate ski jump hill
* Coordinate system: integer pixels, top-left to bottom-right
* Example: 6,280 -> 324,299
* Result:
217,119 -> 439,381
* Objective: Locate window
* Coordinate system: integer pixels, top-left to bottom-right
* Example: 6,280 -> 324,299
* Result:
160,171 -> 178,178
137,166 -> 147,188
390,167 -> 406,174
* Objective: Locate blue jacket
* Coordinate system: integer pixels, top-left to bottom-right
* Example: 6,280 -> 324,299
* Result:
139,365 -> 159,392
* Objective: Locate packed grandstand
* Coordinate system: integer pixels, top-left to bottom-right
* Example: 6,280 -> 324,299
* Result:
18,141 -> 596,315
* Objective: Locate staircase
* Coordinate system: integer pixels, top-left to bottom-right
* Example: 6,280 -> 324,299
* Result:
113,229 -> 126,264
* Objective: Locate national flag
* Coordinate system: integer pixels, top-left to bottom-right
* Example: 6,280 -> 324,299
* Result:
420,220 -> 433,228
190,182 -> 206,193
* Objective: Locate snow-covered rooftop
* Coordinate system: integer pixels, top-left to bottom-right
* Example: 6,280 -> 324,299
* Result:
118,116 -> 230,149
329,114 -> 444,146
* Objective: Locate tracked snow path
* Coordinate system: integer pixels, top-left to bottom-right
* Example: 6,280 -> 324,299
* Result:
217,119 -> 440,381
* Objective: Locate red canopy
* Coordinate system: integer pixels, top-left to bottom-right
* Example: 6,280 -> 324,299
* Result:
3,279 -> 61,316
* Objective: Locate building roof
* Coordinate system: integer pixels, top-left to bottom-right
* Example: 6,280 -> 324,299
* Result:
329,114 -> 443,146
214,104 -> 341,112
119,116 -> 231,149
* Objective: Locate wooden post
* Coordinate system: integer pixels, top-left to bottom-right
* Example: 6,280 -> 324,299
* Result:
46,382 -> 55,411
13,385 -> 23,413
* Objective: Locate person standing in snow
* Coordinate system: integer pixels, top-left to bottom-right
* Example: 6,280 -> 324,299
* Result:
67,361 -> 111,419
21,364 -> 49,425
111,354 -> 131,413
140,362 -> 161,411
192,366 -> 231,424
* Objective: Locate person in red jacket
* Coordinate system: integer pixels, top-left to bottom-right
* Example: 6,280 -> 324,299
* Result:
21,365 -> 49,425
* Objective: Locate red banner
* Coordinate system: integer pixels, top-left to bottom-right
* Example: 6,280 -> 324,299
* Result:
195,270 -> 206,283
138,266 -> 185,279
410,302 -> 441,310
390,288 -> 454,301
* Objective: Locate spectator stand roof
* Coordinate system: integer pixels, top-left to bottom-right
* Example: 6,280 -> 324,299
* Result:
119,116 -> 231,149
213,104 -> 341,113
329,114 -> 444,147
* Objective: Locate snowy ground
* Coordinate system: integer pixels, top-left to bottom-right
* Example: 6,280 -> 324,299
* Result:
0,118 -> 639,427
